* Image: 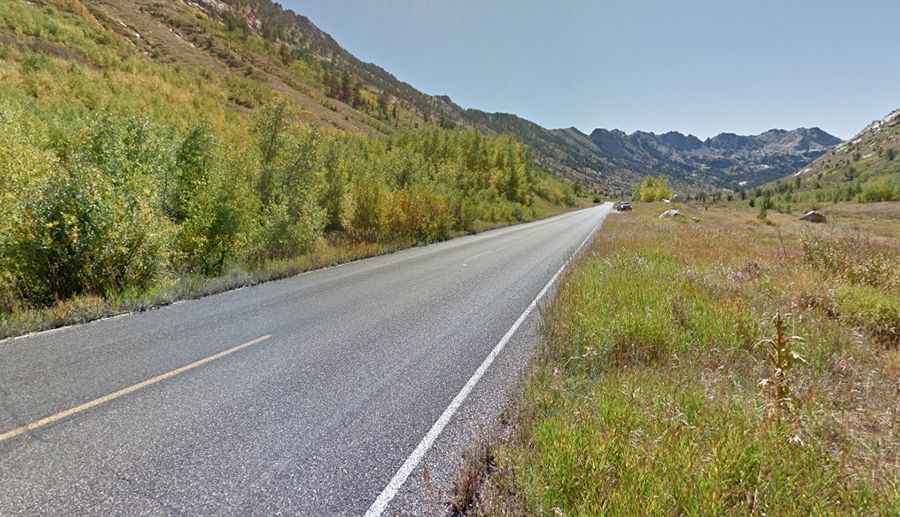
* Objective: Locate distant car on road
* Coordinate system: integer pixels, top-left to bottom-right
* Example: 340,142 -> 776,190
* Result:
615,201 -> 633,211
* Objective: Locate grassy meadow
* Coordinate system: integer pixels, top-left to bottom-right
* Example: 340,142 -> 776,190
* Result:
468,202 -> 899,515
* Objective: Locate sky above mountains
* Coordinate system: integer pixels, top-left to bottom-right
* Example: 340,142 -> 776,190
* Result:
290,0 -> 899,139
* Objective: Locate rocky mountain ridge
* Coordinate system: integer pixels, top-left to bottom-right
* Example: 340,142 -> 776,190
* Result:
88,0 -> 843,191
583,126 -> 841,189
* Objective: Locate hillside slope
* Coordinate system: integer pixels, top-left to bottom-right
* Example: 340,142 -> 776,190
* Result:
750,108 -> 900,206
1,0 -> 845,194
30,0 -> 836,192
182,0 -> 621,187
17,0 -> 607,188
1,0 -> 586,337
796,109 -> 900,189
461,111 -> 630,188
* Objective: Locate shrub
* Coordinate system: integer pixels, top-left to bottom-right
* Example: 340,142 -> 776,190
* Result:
388,186 -> 452,242
320,146 -> 355,232
4,165 -> 167,305
835,284 -> 899,347
638,176 -> 674,202
801,234 -> 899,289
562,184 -> 577,207
252,194 -> 325,262
167,124 -> 216,223
451,195 -> 480,233
859,178 -> 899,203
350,178 -> 388,241
172,174 -> 248,276
80,113 -> 178,183
248,102 -> 328,261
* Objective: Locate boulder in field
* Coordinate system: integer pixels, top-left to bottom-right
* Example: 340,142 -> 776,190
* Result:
659,209 -> 681,219
799,210 -> 826,223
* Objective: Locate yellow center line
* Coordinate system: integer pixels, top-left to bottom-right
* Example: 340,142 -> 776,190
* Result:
0,335 -> 273,444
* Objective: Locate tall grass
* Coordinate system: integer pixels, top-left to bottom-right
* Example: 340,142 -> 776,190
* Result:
477,204 -> 900,515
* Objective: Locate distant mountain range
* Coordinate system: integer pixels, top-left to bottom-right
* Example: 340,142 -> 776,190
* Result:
581,126 -> 842,190
457,112 -> 841,190
50,0 -> 842,192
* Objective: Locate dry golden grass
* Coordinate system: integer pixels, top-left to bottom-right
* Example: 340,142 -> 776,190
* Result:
476,202 -> 900,515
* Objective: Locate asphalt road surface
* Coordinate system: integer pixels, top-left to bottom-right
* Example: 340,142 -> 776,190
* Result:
0,204 -> 611,516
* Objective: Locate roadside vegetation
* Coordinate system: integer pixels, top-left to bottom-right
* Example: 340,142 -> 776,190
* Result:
737,169 -> 900,217
637,176 -> 674,202
0,1 -> 583,338
470,202 -> 899,515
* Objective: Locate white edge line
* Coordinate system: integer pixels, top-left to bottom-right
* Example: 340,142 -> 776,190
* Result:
364,204 -> 610,517
0,311 -> 136,346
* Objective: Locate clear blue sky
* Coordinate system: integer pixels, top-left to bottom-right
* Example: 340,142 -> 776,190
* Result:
287,0 -> 899,139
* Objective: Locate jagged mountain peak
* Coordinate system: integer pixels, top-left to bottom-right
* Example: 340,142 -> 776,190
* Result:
86,0 -> 844,191
584,126 -> 841,188
658,131 -> 704,151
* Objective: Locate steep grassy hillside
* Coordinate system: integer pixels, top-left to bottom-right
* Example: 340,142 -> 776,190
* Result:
3,0 -> 845,195
0,0 -> 586,337
462,112 -> 634,189
761,109 -> 900,205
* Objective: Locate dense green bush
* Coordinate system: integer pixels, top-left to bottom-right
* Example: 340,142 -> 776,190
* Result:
451,195 -> 480,233
0,93 -> 567,310
5,166 -> 167,305
172,174 -> 249,276
859,177 -> 899,202
638,176 -> 674,202
250,102 -> 327,261
320,145 -> 355,233
168,125 -> 216,223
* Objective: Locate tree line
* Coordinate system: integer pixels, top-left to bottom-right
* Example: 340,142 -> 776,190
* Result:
0,99 -> 575,311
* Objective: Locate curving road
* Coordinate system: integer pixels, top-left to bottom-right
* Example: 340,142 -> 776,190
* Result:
0,204 -> 611,516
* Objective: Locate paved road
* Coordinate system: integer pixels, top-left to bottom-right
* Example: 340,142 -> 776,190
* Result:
0,204 -> 611,516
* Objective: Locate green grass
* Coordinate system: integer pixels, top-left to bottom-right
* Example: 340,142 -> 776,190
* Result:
475,203 -> 900,516
835,284 -> 900,348
520,372 -> 880,515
